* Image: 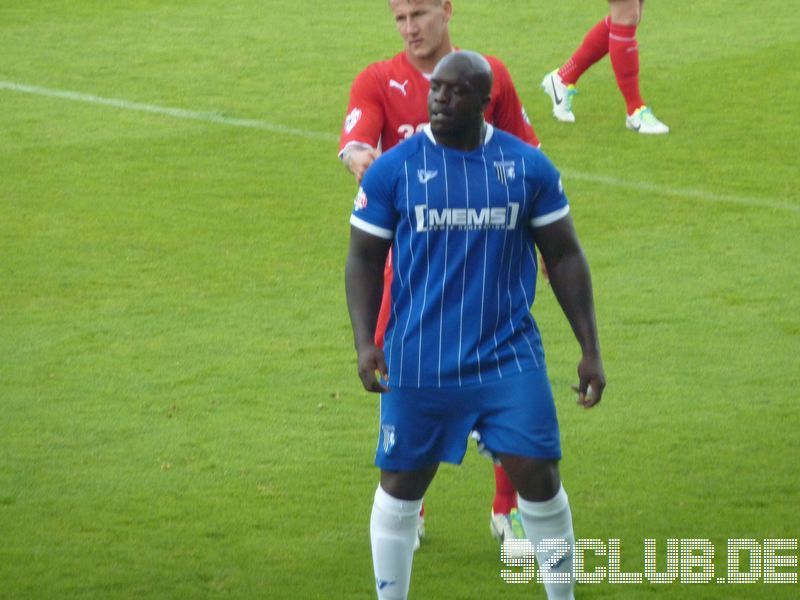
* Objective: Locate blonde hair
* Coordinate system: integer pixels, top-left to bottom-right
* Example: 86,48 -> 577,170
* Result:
389,0 -> 444,6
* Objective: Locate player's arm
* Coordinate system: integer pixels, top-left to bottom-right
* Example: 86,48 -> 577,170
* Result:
342,144 -> 381,184
488,58 -> 540,147
532,214 -> 605,407
345,227 -> 392,392
339,68 -> 385,183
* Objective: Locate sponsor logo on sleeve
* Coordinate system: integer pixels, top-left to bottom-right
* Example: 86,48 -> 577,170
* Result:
354,187 -> 368,210
344,107 -> 362,133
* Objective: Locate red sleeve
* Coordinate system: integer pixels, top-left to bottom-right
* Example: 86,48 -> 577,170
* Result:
339,65 -> 386,154
487,57 -> 540,148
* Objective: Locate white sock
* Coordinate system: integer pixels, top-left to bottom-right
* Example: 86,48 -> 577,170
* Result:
517,486 -> 575,600
370,486 -> 422,600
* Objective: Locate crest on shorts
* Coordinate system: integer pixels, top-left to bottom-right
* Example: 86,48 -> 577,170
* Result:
382,424 -> 396,454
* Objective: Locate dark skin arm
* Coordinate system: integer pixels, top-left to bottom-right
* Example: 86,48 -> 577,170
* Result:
532,213 -> 606,407
345,226 -> 393,392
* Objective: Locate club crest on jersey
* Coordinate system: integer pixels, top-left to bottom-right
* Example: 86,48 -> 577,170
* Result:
381,425 -> 396,454
415,203 -> 520,232
417,168 -> 438,184
353,187 -> 368,211
389,79 -> 409,96
344,107 -> 362,133
494,160 -> 516,185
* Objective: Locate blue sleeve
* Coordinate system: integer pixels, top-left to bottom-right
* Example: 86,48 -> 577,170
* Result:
527,151 -> 570,228
349,155 -> 398,239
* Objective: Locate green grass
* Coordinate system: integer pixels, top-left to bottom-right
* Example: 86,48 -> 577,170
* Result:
1,1 -> 798,598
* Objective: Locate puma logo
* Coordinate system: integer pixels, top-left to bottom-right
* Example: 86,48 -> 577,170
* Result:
389,79 -> 409,96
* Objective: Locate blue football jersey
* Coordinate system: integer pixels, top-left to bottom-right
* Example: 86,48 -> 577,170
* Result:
350,125 -> 569,388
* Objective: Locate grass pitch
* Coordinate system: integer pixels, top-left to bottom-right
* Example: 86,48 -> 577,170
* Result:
1,1 -> 798,598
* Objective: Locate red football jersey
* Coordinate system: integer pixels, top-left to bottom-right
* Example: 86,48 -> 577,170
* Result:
339,51 -> 539,155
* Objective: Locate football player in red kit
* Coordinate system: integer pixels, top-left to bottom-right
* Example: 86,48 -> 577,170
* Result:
541,0 -> 669,134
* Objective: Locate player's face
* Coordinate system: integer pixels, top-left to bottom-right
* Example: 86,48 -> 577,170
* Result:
427,65 -> 483,136
390,0 -> 452,63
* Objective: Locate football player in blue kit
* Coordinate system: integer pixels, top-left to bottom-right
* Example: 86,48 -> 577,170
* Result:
345,50 -> 606,600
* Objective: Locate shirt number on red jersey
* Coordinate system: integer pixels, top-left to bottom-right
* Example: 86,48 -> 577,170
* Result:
398,123 -> 428,140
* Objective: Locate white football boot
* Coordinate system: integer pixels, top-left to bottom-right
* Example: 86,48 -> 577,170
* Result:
491,509 -> 533,559
541,70 -> 577,123
626,106 -> 669,134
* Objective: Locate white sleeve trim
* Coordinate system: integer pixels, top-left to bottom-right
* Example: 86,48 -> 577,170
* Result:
350,214 -> 394,239
530,204 -> 570,228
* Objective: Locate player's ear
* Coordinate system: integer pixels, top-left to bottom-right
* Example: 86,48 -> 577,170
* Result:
442,1 -> 453,22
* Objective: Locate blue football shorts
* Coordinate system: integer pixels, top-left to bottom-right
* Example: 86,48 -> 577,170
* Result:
375,368 -> 561,471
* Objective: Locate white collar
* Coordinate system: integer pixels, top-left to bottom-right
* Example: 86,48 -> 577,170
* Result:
423,123 -> 494,147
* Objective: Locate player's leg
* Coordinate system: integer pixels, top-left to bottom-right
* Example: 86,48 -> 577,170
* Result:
373,251 -> 426,551
474,369 -> 574,599
492,461 -> 519,516
500,456 -> 576,600
372,385 -> 477,599
542,16 -> 610,123
608,0 -> 669,133
473,430 -> 527,545
490,461 -> 527,545
559,16 -> 611,85
608,0 -> 644,116
371,466 -> 438,600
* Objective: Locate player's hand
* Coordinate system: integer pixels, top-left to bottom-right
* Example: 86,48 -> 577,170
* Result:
572,353 -> 605,408
344,147 -> 381,183
356,342 -> 389,393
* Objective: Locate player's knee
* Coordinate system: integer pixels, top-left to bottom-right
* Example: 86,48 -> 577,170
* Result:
608,0 -> 641,26
379,466 -> 437,501
509,457 -> 561,502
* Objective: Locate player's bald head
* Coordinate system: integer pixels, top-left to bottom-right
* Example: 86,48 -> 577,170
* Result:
428,50 -> 493,145
432,50 -> 493,98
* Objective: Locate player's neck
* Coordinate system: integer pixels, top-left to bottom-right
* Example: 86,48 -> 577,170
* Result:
405,41 -> 454,75
433,121 -> 486,152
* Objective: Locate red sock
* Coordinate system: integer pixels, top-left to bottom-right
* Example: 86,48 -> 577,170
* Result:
492,464 -> 517,515
609,21 -> 644,115
373,253 -> 393,347
558,17 -> 610,85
